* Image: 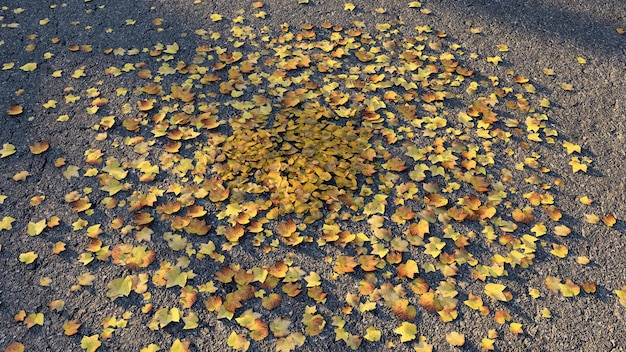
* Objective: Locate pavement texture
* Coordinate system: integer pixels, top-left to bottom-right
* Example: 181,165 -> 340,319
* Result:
0,0 -> 625,351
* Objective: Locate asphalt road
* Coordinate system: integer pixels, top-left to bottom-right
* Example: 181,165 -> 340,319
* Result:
0,0 -> 625,351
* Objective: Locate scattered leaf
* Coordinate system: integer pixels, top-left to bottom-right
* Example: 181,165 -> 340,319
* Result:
81,335 -> 101,352
63,320 -> 82,336
6,105 -> 23,116
446,331 -> 465,347
394,322 -> 417,342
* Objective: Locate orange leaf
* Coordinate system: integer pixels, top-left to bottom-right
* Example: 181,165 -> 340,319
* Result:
334,255 -> 357,274
261,293 -> 282,310
63,320 -> 81,336
7,104 -> 23,116
425,193 -> 448,207
224,224 -> 245,242
550,243 -> 568,258
494,310 -> 511,324
602,213 -> 617,227
137,100 -> 154,111
408,219 -> 429,238
276,219 -> 297,237
171,84 -> 196,103
582,281 -> 596,294
391,299 -> 417,320
418,291 -> 441,313
170,339 -> 191,352
512,207 -> 534,224
30,141 -> 49,154
4,342 -> 25,352
446,331 -> 465,347
227,332 -> 249,351
397,259 -> 419,279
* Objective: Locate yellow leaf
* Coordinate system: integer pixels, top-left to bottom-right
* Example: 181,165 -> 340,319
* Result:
484,283 -> 511,302
397,259 -> 419,279
568,156 -> 587,173
19,251 -> 38,264
486,56 -> 502,65
210,14 -> 223,22
0,143 -> 16,157
394,322 -> 417,342
27,219 -> 47,236
164,42 -> 179,54
463,293 -> 483,310
24,312 -> 44,328
42,99 -> 57,108
20,62 -> 37,71
0,216 -> 16,230
140,344 -> 161,352
509,322 -> 523,335
615,286 -> 626,307
560,82 -> 573,91
408,1 -> 421,7
170,339 -> 190,352
576,57 -> 587,64
481,338 -> 495,351
363,326 -> 381,341
359,301 -> 376,313
541,307 -> 552,318
446,331 -> 465,347
106,276 -> 133,300
529,288 -> 541,299
562,141 -> 581,154
80,334 -> 101,352
344,2 -> 355,11
550,243 -> 568,258
497,44 -> 509,52
227,331 -> 250,351
414,340 -> 434,352
553,225 -> 571,237
13,171 -> 30,182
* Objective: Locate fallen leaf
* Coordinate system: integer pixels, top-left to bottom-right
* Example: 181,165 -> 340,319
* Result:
7,105 -> 23,116
446,331 -> 465,347
394,321 -> 417,342
80,335 -> 101,352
